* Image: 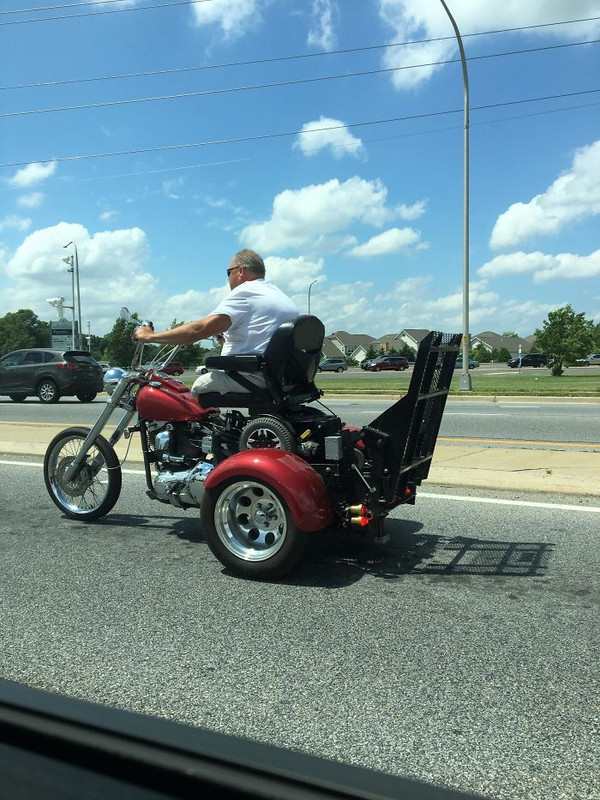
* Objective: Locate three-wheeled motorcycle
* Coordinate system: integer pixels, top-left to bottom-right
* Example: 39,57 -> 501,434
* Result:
43,310 -> 461,579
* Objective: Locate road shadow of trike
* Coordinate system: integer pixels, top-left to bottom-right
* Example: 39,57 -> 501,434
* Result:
288,519 -> 554,588
97,514 -> 553,589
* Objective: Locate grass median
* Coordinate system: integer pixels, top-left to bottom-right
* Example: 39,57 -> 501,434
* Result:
312,371 -> 600,397
180,371 -> 600,398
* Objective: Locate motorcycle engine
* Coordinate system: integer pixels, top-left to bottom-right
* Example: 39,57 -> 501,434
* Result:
148,422 -> 214,508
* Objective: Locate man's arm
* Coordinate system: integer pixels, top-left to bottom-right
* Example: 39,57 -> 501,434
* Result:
132,314 -> 230,344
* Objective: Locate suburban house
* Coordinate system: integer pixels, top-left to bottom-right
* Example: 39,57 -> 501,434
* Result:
319,328 -> 536,363
323,331 -> 376,364
471,331 -> 533,358
397,329 -> 432,353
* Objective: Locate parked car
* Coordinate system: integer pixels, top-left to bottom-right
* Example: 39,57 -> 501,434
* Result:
0,348 -> 104,403
97,360 -> 112,373
576,353 -> 600,366
362,355 -> 409,371
455,357 -> 480,369
158,360 -> 185,376
318,357 -> 348,373
507,353 -> 548,368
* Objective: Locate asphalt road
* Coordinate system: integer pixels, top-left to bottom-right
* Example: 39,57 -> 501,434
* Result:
1,397 -> 599,450
1,460 -> 598,800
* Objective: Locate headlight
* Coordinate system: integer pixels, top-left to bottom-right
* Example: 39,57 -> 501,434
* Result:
103,367 -> 124,395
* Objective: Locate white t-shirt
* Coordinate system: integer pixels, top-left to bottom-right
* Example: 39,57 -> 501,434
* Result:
210,279 -> 299,355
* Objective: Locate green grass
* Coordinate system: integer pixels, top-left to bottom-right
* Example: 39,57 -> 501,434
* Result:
314,372 -> 600,397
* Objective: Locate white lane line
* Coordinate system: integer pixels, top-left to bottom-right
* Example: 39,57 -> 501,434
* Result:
420,492 -> 600,514
3,460 -> 599,514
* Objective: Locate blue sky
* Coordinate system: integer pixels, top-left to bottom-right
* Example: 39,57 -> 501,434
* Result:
1,0 -> 599,341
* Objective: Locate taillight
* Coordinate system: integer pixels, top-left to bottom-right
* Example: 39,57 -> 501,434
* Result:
57,363 -> 76,370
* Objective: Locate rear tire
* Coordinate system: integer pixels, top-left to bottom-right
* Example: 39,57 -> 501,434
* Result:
201,476 -> 307,579
38,379 -> 60,404
9,393 -> 27,402
76,392 -> 97,402
44,426 -> 122,521
239,416 -> 296,452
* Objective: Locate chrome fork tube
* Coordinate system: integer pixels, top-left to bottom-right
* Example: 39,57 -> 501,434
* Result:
63,378 -> 135,482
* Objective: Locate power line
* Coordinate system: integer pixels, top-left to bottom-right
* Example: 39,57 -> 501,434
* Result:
0,0 -> 212,24
2,88 -> 598,170
2,32 -> 598,93
3,39 -> 598,119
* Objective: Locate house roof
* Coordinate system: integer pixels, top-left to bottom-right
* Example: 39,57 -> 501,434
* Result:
400,328 -> 431,344
327,331 -> 376,347
472,331 -> 532,352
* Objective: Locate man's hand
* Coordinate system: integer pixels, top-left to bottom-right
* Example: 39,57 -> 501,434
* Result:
131,324 -> 154,343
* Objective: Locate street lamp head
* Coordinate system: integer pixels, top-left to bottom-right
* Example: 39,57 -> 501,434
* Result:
61,256 -> 72,265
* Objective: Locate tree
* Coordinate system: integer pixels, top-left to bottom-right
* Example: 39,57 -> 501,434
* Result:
103,313 -> 142,367
471,343 -> 491,363
491,346 -> 511,363
0,310 -> 50,356
534,305 -> 595,376
501,330 -> 519,338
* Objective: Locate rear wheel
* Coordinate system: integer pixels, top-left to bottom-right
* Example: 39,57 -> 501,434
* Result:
44,426 -> 122,521
239,416 -> 296,452
9,393 -> 27,402
37,379 -> 60,404
201,477 -> 307,579
76,392 -> 97,402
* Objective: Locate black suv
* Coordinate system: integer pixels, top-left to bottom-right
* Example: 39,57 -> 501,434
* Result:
0,348 -> 104,403
507,353 -> 548,368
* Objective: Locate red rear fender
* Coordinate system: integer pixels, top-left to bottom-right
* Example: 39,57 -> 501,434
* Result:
204,450 -> 332,533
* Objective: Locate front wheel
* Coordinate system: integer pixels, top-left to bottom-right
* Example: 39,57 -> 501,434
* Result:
76,392 -> 97,402
201,477 -> 307,579
9,393 -> 27,402
44,426 -> 122,521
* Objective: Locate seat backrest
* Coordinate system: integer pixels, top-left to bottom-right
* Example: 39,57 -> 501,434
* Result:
263,315 -> 325,391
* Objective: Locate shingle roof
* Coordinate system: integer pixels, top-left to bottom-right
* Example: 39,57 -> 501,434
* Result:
327,331 -> 376,347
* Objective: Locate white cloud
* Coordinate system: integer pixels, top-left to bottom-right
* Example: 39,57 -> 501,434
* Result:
490,140 -> 600,249
347,227 -> 422,257
294,117 -> 365,159
240,176 -> 399,253
99,210 -> 117,221
478,249 -> 600,283
307,0 -> 338,50
190,0 -> 263,39
1,223 -> 157,335
397,200 -> 427,220
8,161 -> 57,188
17,192 -> 44,208
0,215 -> 32,233
377,0 -> 600,90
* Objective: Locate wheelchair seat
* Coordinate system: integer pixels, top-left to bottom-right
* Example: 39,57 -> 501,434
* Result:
196,314 -> 325,413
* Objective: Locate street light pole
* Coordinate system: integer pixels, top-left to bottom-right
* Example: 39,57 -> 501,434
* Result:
439,0 -> 472,391
64,242 -> 82,350
307,280 -> 318,315
67,267 -> 76,349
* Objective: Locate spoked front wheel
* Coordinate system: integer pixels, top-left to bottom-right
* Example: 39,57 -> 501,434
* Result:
44,426 -> 122,521
201,476 -> 307,579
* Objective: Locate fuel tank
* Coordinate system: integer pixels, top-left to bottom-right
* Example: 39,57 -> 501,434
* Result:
136,377 -> 213,421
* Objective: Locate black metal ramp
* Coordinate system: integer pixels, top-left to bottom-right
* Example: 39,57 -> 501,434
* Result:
361,331 -> 462,503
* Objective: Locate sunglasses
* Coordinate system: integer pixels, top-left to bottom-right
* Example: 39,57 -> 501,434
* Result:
226,266 -> 238,277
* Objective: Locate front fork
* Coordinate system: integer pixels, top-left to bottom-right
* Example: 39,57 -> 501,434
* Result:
63,380 -> 137,482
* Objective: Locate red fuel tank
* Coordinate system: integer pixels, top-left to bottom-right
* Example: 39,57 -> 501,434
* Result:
136,380 -> 210,421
